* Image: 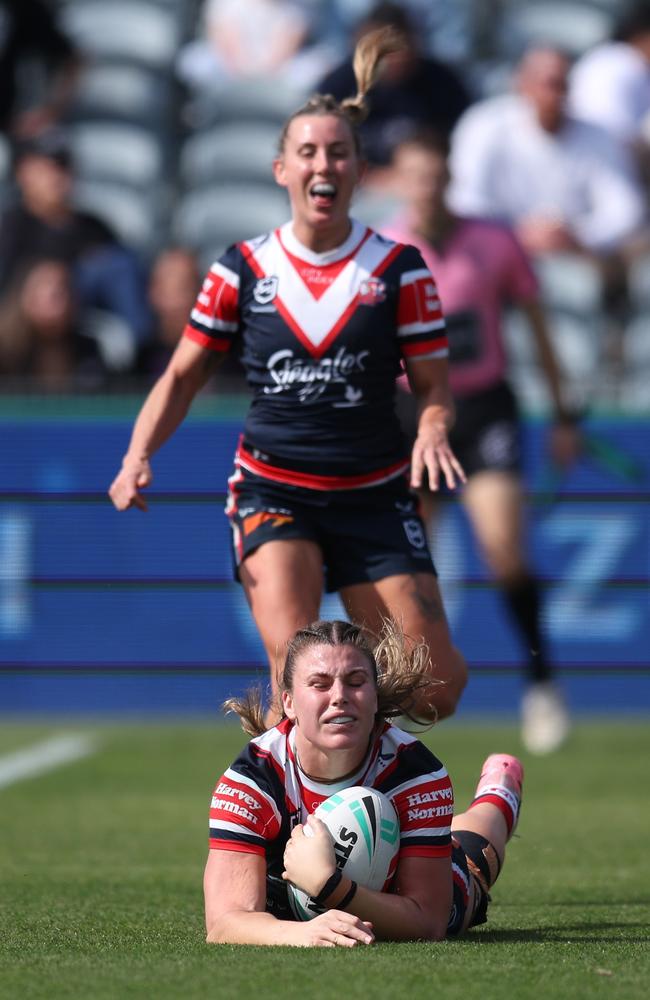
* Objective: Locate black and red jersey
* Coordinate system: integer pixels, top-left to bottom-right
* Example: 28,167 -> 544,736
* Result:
208,718 -> 453,918
184,219 -> 448,490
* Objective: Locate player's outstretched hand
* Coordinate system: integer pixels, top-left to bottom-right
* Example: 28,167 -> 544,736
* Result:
108,458 -> 152,512
298,910 -> 374,948
411,423 -> 466,491
282,816 -> 336,897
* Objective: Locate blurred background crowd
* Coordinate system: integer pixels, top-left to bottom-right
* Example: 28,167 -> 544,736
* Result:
0,0 -> 649,414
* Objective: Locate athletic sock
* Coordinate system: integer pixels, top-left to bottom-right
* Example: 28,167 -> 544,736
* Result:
469,785 -> 520,838
470,754 -> 524,838
500,575 -> 552,684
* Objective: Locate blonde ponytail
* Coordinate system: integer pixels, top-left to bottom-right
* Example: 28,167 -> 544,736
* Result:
277,26 -> 408,153
341,26 -> 408,124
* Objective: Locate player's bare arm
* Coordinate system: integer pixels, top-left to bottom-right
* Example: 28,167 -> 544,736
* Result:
284,824 -> 452,942
406,356 -> 466,490
108,339 -> 222,512
204,849 -> 374,948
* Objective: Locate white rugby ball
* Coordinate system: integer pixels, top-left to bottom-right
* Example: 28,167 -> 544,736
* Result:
287,785 -> 400,921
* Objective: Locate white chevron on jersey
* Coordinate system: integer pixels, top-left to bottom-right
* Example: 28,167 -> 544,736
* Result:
245,225 -> 400,357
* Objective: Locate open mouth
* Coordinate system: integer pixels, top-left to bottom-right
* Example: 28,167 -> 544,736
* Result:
325,715 -> 356,726
309,181 -> 337,208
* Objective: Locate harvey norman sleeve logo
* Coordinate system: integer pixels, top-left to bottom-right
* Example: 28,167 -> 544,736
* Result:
212,781 -> 263,824
406,786 -> 454,822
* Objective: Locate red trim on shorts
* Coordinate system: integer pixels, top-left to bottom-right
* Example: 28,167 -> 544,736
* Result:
237,442 -> 409,491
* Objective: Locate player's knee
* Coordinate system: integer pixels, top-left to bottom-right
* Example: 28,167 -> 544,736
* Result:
440,647 -> 468,716
417,648 -> 467,720
453,830 -> 502,892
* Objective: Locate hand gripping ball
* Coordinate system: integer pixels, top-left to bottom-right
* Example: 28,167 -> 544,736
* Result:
287,785 -> 400,920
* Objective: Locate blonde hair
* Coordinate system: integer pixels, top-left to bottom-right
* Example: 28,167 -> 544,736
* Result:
277,27 -> 407,154
222,618 -> 439,737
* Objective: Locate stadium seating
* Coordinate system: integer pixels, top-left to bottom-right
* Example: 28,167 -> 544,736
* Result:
69,123 -> 164,188
503,252 -> 606,412
69,63 -> 178,127
179,122 -> 280,188
175,73 -> 305,262
184,77 -> 305,130
173,183 -> 288,269
60,0 -> 185,69
627,252 -> 650,313
59,0 -> 197,260
74,179 -> 168,253
534,254 -> 604,315
497,1 -> 613,58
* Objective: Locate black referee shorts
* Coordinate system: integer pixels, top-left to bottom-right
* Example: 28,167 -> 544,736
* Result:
396,379 -> 522,481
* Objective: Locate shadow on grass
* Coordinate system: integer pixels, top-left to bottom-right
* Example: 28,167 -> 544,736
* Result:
471,923 -> 650,944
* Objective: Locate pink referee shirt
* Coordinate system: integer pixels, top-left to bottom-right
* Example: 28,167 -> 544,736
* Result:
383,216 -> 539,397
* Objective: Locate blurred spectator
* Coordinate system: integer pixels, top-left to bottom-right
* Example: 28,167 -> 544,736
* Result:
0,0 -> 80,137
383,130 -> 578,753
177,0 -> 332,95
0,128 -> 151,352
329,0 -> 477,65
570,2 -> 650,188
136,246 -> 246,389
316,2 -> 471,178
136,248 -> 201,380
0,259 -> 108,391
448,47 -> 647,263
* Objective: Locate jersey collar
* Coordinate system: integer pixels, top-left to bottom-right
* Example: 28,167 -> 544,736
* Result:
279,218 -> 368,266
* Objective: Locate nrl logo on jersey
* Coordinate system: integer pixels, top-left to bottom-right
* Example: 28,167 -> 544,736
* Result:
253,276 -> 278,305
358,277 -> 386,305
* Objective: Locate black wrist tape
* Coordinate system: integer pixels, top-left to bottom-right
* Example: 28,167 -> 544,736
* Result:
313,869 -> 343,905
337,880 -> 358,911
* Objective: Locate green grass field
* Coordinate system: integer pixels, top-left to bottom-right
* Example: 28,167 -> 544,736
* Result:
1,719 -> 648,1000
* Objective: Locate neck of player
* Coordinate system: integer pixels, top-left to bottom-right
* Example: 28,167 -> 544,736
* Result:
290,216 -> 353,254
294,732 -> 370,783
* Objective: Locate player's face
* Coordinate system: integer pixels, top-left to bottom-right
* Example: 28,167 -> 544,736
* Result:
273,114 -> 363,251
283,644 -> 378,778
394,145 -> 449,226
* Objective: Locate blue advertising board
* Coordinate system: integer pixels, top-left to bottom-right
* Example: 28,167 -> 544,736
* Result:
1,399 -> 648,714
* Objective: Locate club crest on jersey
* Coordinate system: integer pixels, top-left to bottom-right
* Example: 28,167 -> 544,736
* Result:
358,277 -> 386,305
253,276 -> 278,305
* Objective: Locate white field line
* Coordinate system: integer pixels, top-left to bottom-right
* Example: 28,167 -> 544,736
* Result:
0,733 -> 99,790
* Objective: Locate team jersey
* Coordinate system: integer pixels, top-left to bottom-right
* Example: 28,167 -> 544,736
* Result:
184,219 -> 448,490
208,718 -> 454,919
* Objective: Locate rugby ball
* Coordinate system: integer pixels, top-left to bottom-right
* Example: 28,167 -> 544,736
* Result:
287,785 -> 400,921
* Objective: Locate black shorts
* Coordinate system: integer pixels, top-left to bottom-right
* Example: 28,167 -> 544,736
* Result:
226,468 -> 436,593
396,380 -> 522,481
